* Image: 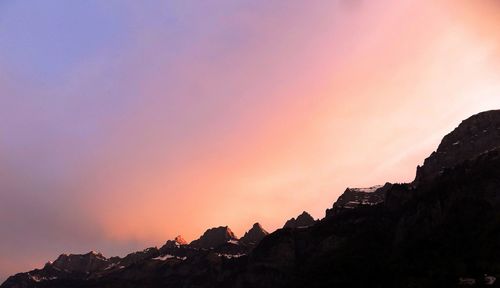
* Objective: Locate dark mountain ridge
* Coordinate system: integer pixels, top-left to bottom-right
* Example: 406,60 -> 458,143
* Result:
3,109 -> 500,288
283,211 -> 316,229
240,223 -> 269,247
189,226 -> 238,249
415,109 -> 500,184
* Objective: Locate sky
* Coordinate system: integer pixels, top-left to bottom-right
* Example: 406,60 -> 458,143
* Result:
0,0 -> 499,282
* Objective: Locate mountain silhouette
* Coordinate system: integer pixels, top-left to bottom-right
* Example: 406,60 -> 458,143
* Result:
2,110 -> 500,288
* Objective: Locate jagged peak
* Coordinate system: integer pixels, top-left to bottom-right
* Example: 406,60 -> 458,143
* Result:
251,222 -> 264,230
298,211 -> 312,217
89,250 -> 105,257
174,235 -> 187,245
283,211 -> 315,229
54,251 -> 106,262
189,225 -> 238,249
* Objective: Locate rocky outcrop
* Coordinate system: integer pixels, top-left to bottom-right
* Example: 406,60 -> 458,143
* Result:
160,235 -> 188,250
174,235 -> 187,245
0,251 -> 114,288
325,183 -> 393,217
118,247 -> 160,267
415,109 -> 500,183
240,223 -> 269,246
51,251 -> 109,274
283,211 -> 315,229
189,226 -> 238,249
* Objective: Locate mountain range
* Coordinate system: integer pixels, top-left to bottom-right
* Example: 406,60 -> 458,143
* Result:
2,109 -> 500,287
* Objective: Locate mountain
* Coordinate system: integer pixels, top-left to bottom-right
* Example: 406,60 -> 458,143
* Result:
283,211 -> 315,228
3,110 -> 500,288
415,109 -> 500,184
51,251 -> 109,274
160,235 -> 188,250
0,251 -> 116,287
240,110 -> 500,288
240,223 -> 269,246
189,226 -> 238,249
118,247 -> 160,267
325,183 -> 393,217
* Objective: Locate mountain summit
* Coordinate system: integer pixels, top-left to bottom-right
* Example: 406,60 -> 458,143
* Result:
240,223 -> 269,246
51,251 -> 108,274
161,235 -> 188,249
415,109 -> 500,183
283,211 -> 315,228
189,226 -> 238,249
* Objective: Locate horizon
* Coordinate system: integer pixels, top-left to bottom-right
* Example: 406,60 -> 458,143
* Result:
1,0 -> 500,282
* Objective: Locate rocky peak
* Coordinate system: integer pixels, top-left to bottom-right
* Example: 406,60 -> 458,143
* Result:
161,235 -> 188,250
240,223 -> 269,245
119,247 -> 160,266
283,211 -> 315,229
415,110 -> 500,184
189,226 -> 238,249
326,183 -> 393,217
51,251 -> 109,273
174,235 -> 187,245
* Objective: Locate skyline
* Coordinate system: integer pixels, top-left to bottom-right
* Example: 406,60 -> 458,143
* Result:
1,0 -> 500,282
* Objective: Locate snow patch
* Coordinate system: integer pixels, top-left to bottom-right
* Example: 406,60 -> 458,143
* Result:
153,255 -> 187,261
217,253 -> 245,259
153,255 -> 175,261
29,275 -> 58,282
350,185 -> 383,193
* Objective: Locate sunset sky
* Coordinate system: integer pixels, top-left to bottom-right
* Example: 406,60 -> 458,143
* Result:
1,0 -> 499,282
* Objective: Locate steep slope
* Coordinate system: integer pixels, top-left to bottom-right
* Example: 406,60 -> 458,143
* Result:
415,109 -> 500,183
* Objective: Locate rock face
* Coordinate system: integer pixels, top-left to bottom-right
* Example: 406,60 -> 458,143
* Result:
0,251 -> 115,288
283,211 -> 315,229
51,251 -> 109,274
189,226 -> 238,249
3,110 -> 500,288
160,235 -> 188,250
240,223 -> 269,246
415,109 -> 500,183
119,247 -> 160,267
174,235 -> 187,245
325,183 -> 393,217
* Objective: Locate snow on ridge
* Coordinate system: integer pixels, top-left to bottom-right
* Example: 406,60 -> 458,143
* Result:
153,255 -> 187,261
216,253 -> 245,259
153,255 -> 175,261
29,274 -> 58,282
350,185 -> 383,193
